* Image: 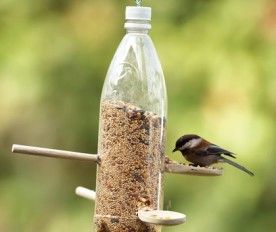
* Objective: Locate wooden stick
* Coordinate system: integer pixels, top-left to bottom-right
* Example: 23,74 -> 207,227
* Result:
11,145 -> 221,176
75,186 -> 96,201
12,144 -> 99,163
164,158 -> 223,176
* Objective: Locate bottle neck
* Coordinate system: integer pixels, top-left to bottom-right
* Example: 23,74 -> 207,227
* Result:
126,28 -> 149,34
124,19 -> 151,34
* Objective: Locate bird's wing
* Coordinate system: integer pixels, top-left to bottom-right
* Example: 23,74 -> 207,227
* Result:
194,148 -> 209,156
206,145 -> 236,158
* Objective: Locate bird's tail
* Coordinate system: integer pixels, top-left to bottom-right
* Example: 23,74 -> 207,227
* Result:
219,157 -> 254,176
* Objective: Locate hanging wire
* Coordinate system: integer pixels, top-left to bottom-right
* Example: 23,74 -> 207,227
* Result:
135,0 -> 142,6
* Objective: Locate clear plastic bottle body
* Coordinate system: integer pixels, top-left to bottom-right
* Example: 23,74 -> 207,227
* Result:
95,26 -> 167,232
101,29 -> 167,116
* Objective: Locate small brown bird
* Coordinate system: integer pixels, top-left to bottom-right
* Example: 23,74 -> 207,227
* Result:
173,134 -> 254,176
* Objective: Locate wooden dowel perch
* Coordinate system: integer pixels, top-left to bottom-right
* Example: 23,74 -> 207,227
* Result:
11,144 -> 222,176
12,144 -> 99,163
75,186 -> 96,201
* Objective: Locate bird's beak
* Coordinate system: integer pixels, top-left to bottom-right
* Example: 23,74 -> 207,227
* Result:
172,148 -> 178,152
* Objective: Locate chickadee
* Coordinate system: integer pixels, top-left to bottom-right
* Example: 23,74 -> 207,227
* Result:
173,134 -> 254,176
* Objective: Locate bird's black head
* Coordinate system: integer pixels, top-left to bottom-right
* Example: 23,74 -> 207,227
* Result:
173,134 -> 201,152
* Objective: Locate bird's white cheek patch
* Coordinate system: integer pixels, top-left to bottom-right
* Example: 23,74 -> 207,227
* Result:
189,138 -> 202,148
179,138 -> 202,150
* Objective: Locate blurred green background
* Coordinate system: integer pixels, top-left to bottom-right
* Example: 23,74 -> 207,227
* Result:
0,0 -> 275,231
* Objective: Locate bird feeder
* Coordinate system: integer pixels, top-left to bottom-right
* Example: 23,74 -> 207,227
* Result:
11,146 -> 221,231
11,1 -> 222,231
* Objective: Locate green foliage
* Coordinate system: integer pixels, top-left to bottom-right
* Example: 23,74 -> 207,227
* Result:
0,0 -> 276,231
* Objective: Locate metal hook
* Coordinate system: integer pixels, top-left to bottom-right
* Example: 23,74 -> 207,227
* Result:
135,0 -> 142,7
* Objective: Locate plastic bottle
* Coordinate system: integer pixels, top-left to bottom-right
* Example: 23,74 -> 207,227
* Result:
95,6 -> 167,232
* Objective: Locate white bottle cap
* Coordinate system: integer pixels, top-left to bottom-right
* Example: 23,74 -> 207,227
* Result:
125,6 -> 151,20
124,6 -> 152,30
